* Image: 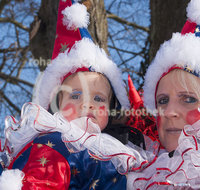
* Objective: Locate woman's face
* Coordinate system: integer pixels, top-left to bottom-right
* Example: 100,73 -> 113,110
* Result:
156,71 -> 200,152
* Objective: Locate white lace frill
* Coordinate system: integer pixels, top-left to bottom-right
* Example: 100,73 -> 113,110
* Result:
2,102 -> 156,174
127,120 -> 200,190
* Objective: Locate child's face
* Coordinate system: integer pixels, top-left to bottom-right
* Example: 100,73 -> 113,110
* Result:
59,72 -> 112,131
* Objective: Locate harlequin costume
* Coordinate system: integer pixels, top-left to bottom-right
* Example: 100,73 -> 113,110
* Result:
0,0 -> 151,189
127,0 -> 200,189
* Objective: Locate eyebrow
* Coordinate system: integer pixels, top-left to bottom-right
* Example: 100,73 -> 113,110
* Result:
177,91 -> 197,98
71,89 -> 82,92
177,91 -> 196,95
156,93 -> 167,99
71,88 -> 82,92
70,90 -> 82,95
156,91 -> 197,99
93,91 -> 108,98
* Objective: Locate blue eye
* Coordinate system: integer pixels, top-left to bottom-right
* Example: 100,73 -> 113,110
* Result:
157,97 -> 169,105
70,91 -> 82,100
94,95 -> 105,102
183,96 -> 198,103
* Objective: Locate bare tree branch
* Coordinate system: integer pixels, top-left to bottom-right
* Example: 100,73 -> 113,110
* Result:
108,33 -> 124,62
16,47 -> 29,77
0,90 -> 21,113
0,0 -> 11,15
0,17 -> 29,31
108,45 -> 143,56
0,72 -> 34,87
107,11 -> 149,32
0,46 -> 28,53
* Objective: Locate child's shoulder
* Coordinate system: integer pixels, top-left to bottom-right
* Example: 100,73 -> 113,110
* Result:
33,132 -> 70,158
34,132 -> 63,145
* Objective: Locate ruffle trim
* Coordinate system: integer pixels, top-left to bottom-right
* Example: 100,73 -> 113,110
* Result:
127,120 -> 200,189
1,102 -> 156,174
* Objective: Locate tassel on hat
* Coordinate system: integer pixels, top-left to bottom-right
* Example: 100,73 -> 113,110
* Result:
33,0 -> 130,111
143,0 -> 200,112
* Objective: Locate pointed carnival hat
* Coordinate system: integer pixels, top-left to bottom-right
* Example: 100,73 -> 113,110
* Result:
143,0 -> 200,112
34,0 -> 130,111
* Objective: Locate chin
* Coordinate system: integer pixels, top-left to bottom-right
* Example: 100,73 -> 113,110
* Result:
89,117 -> 97,123
166,144 -> 178,153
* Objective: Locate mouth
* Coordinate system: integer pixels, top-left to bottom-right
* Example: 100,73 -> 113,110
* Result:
86,113 -> 96,119
166,128 -> 182,134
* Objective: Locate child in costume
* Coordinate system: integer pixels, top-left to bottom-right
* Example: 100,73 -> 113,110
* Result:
0,0 -> 149,189
127,0 -> 200,189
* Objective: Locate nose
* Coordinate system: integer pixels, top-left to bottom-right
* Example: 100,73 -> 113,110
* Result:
81,101 -> 95,110
163,102 -> 179,118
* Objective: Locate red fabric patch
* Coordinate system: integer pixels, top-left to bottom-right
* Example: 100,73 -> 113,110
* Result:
22,144 -> 71,190
156,116 -> 161,129
52,0 -> 82,59
127,75 -> 158,141
181,20 -> 197,35
62,67 -> 89,83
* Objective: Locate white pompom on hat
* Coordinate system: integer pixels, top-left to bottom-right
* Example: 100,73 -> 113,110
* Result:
62,3 -> 89,30
143,0 -> 200,112
33,0 -> 130,110
0,169 -> 24,190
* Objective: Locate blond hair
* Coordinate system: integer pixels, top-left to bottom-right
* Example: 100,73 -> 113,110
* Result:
167,69 -> 200,100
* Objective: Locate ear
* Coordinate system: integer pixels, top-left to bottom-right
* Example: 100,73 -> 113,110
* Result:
58,91 -> 63,109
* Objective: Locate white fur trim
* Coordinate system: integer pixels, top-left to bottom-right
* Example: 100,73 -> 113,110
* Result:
187,0 -> 200,24
62,3 -> 89,30
34,38 -> 130,110
143,32 -> 200,112
0,169 -> 24,190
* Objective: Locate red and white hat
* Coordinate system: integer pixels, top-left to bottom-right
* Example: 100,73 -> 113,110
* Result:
33,0 -> 130,110
143,0 -> 200,112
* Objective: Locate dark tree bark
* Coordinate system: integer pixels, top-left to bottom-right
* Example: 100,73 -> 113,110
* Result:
149,0 -> 190,62
29,0 -> 59,71
29,0 -> 108,71
85,0 -> 108,53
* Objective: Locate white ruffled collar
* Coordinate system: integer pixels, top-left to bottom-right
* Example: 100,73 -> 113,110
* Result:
127,120 -> 200,189
3,102 -> 156,174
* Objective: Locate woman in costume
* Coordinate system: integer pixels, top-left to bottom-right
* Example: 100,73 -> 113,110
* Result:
127,0 -> 200,189
0,0 -> 148,189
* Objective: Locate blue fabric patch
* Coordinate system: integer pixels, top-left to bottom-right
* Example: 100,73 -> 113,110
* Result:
12,146 -> 32,170
34,132 -> 71,159
0,164 -> 3,175
183,66 -> 200,78
79,28 -> 93,40
195,25 -> 200,37
88,65 -> 95,72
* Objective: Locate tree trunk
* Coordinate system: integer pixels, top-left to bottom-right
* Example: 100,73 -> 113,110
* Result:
86,0 -> 108,53
29,0 -> 108,71
149,0 -> 190,62
29,0 -> 59,71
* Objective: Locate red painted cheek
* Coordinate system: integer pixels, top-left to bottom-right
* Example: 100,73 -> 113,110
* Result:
98,106 -> 108,118
61,103 -> 77,121
99,106 -> 106,114
186,109 -> 200,125
156,115 -> 161,129
99,106 -> 105,111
